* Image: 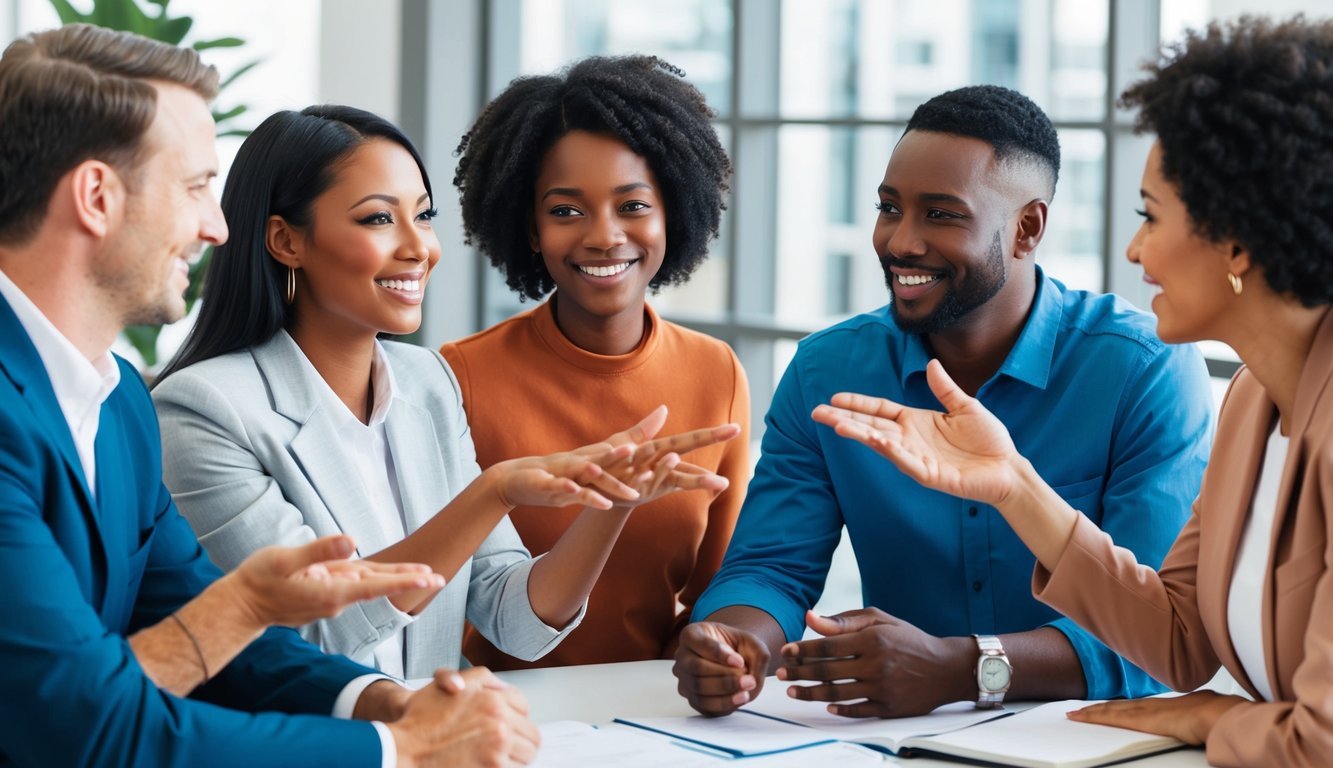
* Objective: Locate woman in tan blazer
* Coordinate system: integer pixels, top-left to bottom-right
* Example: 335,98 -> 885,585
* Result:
809,16 -> 1333,767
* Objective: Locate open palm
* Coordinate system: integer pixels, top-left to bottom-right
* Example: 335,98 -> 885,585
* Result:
810,359 -> 1021,506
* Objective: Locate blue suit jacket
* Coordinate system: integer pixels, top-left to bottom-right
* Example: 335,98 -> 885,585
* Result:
0,295 -> 382,767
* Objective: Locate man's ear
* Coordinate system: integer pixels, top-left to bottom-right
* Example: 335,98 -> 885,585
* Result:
68,161 -> 124,239
1012,198 -> 1048,259
266,215 -> 303,269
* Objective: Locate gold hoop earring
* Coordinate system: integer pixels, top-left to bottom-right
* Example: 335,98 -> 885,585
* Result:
286,267 -> 296,304
1227,272 -> 1243,296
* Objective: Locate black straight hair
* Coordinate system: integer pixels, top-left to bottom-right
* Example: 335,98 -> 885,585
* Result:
157,104 -> 431,383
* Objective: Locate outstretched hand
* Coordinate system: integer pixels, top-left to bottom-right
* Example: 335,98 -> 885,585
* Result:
495,405 -> 740,511
810,359 -> 1021,507
228,534 -> 444,628
591,405 -> 740,507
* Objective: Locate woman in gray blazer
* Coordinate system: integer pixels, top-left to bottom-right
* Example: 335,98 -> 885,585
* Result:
152,105 -> 738,680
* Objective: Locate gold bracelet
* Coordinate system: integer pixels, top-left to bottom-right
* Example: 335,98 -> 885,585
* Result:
168,613 -> 209,682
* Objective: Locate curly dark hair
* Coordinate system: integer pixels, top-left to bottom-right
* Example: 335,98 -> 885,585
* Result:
1121,15 -> 1333,306
904,84 -> 1061,200
454,55 -> 731,301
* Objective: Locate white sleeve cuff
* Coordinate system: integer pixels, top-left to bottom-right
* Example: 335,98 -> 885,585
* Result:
332,672 -> 396,718
333,674 -> 399,768
371,721 -> 398,768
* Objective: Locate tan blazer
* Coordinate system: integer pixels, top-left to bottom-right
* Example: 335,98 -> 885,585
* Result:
1033,308 -> 1333,767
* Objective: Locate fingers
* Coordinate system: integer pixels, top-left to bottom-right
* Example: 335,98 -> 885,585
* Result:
827,391 -> 907,421
324,571 -> 443,604
635,423 -> 740,464
803,608 -> 887,637
618,404 -> 669,444
275,534 -> 357,574
433,668 -> 465,694
674,625 -> 763,714
320,559 -> 434,579
785,680 -> 877,706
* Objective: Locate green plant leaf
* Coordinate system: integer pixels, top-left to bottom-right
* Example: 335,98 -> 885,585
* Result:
184,248 -> 212,309
122,324 -> 162,368
155,15 -> 193,44
211,104 -> 247,123
219,58 -> 262,90
99,0 -> 155,36
48,0 -> 91,25
193,36 -> 245,51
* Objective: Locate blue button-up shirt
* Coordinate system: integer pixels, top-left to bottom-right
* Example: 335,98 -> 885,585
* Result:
694,269 -> 1214,698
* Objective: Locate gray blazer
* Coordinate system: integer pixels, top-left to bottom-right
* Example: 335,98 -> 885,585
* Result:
152,332 -> 578,678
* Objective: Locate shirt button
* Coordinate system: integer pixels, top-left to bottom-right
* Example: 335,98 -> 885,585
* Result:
973,581 -> 983,592
969,507 -> 979,517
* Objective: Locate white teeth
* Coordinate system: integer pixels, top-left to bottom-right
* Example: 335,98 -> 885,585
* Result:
897,273 -> 939,286
576,262 -> 632,278
376,279 -> 421,291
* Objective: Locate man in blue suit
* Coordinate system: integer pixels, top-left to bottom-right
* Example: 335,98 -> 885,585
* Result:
0,24 -> 539,767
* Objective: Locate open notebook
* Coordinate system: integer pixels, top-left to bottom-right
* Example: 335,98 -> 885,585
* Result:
891,700 -> 1186,768
617,690 -> 1186,767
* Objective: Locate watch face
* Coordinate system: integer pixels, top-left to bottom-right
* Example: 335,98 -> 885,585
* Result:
980,657 -> 1011,691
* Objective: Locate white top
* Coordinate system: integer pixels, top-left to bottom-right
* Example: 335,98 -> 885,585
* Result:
0,267 -> 119,495
1227,423 -> 1288,702
289,333 -> 414,680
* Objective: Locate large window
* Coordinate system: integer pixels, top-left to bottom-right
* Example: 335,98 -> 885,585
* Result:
480,0 -> 1160,431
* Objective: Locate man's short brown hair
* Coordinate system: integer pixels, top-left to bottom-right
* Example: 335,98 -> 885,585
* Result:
0,24 -> 219,245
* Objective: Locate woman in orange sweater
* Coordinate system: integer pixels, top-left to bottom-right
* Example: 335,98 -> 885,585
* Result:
442,55 -> 750,668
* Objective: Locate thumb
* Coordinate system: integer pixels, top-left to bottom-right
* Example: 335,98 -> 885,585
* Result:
626,404 -> 668,443
806,608 -> 880,636
925,359 -> 974,413
282,534 -> 357,572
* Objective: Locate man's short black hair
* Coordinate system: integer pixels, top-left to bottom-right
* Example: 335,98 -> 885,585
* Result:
904,84 -> 1061,200
1120,15 -> 1333,307
454,55 -> 731,301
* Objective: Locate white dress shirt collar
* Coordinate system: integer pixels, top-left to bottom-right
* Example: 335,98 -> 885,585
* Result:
0,266 -> 120,494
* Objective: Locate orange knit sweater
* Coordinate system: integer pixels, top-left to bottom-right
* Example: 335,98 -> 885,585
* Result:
441,299 -> 750,668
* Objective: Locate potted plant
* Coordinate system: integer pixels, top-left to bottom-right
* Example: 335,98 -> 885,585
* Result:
48,0 -> 258,369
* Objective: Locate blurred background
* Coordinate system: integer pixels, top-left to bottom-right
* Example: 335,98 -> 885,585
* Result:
5,0 -> 1327,619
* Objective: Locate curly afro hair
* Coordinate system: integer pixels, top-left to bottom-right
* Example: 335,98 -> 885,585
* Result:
1120,15 -> 1333,307
454,55 -> 731,301
904,84 -> 1061,200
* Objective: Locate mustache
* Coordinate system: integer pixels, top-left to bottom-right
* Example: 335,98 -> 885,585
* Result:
879,254 -> 951,277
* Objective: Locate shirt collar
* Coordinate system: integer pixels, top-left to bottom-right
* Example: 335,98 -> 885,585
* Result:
899,266 -> 1061,392
284,329 -> 399,430
0,267 -> 120,425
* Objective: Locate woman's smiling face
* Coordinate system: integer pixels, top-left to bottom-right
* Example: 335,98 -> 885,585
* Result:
530,130 -> 666,326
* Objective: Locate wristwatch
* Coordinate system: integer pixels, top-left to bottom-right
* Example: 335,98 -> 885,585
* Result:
973,634 -> 1012,708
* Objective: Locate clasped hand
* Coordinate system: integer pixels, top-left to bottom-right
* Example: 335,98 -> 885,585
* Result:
494,404 -> 739,511
777,608 -> 973,718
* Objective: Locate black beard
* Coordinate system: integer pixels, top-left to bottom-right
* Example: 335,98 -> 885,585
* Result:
884,230 -> 1007,334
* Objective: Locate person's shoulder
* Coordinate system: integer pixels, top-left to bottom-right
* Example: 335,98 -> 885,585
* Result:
441,306 -> 540,357
656,318 -> 742,365
1051,278 -> 1167,357
797,305 -> 897,356
382,338 -> 451,377
150,347 -> 263,408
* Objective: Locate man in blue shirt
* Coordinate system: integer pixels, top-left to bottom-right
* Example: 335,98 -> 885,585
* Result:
674,85 -> 1213,718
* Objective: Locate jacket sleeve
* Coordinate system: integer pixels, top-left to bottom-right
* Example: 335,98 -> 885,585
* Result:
0,390 -> 381,767
153,369 -> 414,664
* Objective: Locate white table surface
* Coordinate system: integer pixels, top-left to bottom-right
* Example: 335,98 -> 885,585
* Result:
492,659 -> 1211,766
